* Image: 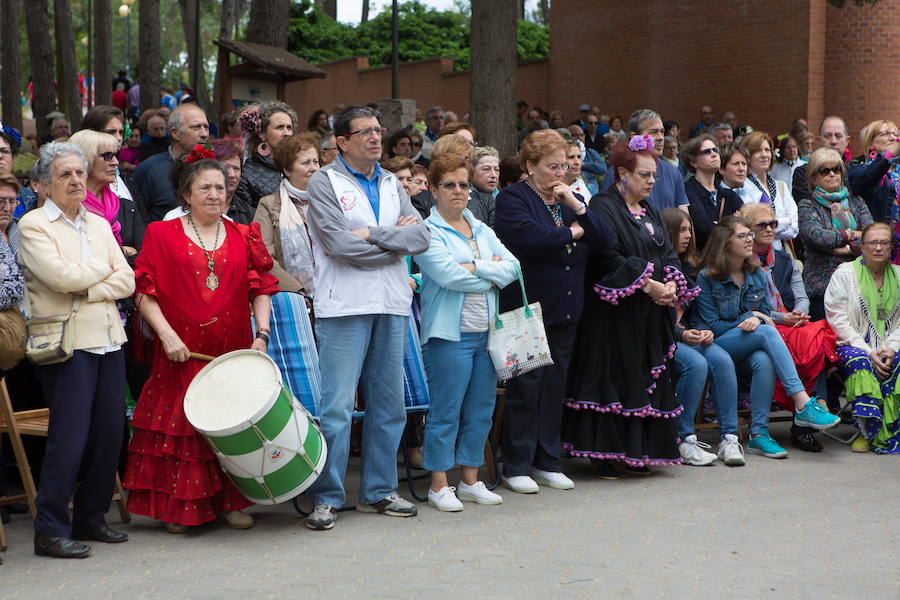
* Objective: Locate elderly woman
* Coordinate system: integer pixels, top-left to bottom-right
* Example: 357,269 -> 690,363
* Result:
415,155 -> 519,511
18,143 -> 135,558
661,208 -> 743,466
826,222 -> 900,454
696,217 -> 839,460
682,134 -> 743,251
254,133 -> 319,296
165,138 -> 243,223
799,148 -> 873,320
469,146 -> 499,227
233,101 -> 297,218
495,129 -> 613,492
563,141 -> 592,201
562,137 -> 696,478
0,170 -> 25,366
411,134 -> 474,219
1,126 -> 38,218
124,153 -> 278,534
772,135 -> 805,187
743,201 -> 839,452
848,120 -> 900,226
739,131 -> 799,252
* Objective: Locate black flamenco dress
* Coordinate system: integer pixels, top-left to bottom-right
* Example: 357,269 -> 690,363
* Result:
562,187 -> 699,466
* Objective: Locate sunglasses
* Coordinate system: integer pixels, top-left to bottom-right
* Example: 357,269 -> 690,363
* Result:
698,147 -> 720,156
816,165 -> 842,176
99,151 -> 118,162
754,220 -> 778,231
438,182 -> 470,191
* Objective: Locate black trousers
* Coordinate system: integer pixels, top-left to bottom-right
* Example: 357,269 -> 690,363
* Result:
33,350 -> 125,537
501,322 -> 578,477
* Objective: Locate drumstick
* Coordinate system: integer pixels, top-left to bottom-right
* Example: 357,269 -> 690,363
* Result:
189,352 -> 217,362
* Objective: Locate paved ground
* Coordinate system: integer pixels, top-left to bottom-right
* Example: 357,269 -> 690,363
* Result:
1,421 -> 898,599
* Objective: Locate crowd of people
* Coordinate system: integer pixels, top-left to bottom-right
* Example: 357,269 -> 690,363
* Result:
0,94 -> 898,563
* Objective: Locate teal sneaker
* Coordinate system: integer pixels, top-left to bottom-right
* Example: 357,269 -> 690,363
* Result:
794,398 -> 840,430
748,431 -> 788,458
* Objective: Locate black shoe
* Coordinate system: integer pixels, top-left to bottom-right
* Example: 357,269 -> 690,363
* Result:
790,432 -> 823,453
34,534 -> 94,559
5,502 -> 28,515
0,507 -> 9,524
72,525 -> 128,543
590,459 -> 619,480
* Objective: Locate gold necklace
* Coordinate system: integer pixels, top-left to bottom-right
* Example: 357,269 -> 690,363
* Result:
188,214 -> 222,291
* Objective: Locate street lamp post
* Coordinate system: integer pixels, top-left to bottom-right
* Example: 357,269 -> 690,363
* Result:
121,0 -> 134,76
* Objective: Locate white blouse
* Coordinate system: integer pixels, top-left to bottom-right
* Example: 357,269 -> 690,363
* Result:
738,174 -> 799,250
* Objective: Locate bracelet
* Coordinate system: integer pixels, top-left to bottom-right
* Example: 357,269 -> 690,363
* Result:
257,327 -> 270,334
255,331 -> 270,344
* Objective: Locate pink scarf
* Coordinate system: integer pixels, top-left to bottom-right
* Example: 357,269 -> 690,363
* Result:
84,185 -> 122,245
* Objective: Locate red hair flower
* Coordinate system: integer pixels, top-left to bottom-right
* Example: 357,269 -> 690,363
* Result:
183,144 -> 216,163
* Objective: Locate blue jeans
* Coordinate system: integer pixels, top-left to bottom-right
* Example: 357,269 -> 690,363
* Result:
309,314 -> 409,507
674,342 -> 739,439
715,325 -> 805,434
421,332 -> 497,472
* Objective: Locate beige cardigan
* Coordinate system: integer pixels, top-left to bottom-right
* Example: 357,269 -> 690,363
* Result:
18,203 -> 135,350
253,193 -> 304,293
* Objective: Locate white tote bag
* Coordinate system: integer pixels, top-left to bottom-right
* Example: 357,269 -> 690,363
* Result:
487,267 -> 554,381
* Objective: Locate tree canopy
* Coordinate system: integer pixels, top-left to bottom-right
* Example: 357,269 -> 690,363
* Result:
287,0 -> 549,70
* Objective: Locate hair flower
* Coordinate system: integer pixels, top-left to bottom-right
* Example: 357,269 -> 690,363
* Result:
183,143 -> 215,164
628,134 -> 654,152
238,105 -> 262,137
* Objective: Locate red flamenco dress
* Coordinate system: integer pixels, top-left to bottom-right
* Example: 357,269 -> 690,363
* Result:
124,218 -> 278,526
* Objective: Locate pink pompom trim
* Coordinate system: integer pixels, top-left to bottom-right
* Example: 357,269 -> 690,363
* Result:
561,443 -> 682,467
594,262 -> 655,304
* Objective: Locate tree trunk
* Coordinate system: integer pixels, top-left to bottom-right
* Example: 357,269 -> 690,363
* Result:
93,0 -> 112,105
179,0 -> 213,116
323,0 -> 337,19
138,0 -> 161,112
54,0 -> 82,130
246,0 -> 290,48
24,0 -> 55,140
234,0 -> 247,38
470,0 -> 517,158
361,0 -> 369,23
0,0 -> 23,132
517,0 -> 524,20
214,0 -> 237,124
539,0 -> 550,24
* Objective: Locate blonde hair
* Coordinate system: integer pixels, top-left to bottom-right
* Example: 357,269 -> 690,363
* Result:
805,147 -> 845,191
860,119 -> 898,155
431,134 -> 473,162
741,131 -> 775,172
740,202 -> 775,223
68,129 -> 119,165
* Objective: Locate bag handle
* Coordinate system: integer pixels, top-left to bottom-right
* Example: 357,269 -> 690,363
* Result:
492,264 -> 532,330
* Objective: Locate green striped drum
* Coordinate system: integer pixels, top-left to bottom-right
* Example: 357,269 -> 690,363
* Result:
183,350 -> 327,505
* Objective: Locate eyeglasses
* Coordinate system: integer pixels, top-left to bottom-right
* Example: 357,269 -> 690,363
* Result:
635,170 -> 656,181
698,147 -> 720,156
862,239 -> 893,248
345,127 -> 386,138
0,197 -> 17,207
438,181 -> 470,191
816,165 -> 842,176
411,141 -> 423,148
735,231 -> 756,241
99,151 -> 118,162
544,163 -> 570,173
321,146 -> 337,152
754,220 -> 778,231
876,130 -> 899,138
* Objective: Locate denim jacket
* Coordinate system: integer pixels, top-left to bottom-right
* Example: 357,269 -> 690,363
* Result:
695,268 -> 772,338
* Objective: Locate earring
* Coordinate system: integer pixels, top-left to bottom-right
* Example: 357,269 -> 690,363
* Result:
257,142 -> 271,157
621,177 -> 627,184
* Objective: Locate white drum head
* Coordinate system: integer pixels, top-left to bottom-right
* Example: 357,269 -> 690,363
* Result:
184,350 -> 281,434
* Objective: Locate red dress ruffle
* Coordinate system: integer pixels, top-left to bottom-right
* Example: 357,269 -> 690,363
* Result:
124,219 -> 278,526
774,320 -> 839,411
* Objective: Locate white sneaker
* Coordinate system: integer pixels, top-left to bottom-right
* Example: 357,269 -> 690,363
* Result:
530,468 -> 575,490
678,434 -> 718,466
717,434 -> 746,466
502,475 -> 540,494
456,480 -> 503,504
427,486 -> 463,512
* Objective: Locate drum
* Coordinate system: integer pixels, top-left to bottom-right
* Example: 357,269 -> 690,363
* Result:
183,349 -> 327,505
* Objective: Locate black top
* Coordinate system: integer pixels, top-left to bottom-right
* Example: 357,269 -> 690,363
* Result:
684,176 -> 742,251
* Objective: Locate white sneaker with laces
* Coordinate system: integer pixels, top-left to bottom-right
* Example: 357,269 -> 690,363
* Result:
427,486 -> 463,512
678,434 -> 718,466
456,480 -> 503,504
717,433 -> 746,466
530,468 -> 575,490
502,475 -> 540,494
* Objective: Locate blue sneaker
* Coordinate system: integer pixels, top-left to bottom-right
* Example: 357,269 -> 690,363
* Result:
794,398 -> 840,430
748,431 -> 788,458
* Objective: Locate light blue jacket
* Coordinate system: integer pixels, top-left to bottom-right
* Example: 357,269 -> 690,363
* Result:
415,207 -> 520,344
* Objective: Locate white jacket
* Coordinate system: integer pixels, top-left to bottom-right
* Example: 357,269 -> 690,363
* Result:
825,261 -> 900,353
307,160 -> 430,318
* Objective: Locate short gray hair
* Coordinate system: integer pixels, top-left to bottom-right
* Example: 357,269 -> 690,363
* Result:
427,106 -> 444,117
710,123 -> 733,134
628,109 -> 661,135
472,146 -> 499,168
168,104 -> 209,135
32,142 -> 88,184
318,133 -> 336,151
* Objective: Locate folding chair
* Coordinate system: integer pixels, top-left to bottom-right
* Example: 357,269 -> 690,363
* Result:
0,376 -> 129,551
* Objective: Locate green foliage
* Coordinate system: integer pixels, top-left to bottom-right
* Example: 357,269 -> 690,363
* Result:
288,0 -> 549,71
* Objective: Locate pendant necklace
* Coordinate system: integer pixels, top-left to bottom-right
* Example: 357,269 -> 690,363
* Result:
188,214 -> 222,291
